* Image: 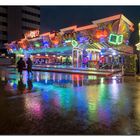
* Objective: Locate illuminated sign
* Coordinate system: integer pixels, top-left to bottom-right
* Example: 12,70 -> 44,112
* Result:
64,39 -> 78,47
24,30 -> 40,39
109,34 -> 123,45
72,40 -> 78,47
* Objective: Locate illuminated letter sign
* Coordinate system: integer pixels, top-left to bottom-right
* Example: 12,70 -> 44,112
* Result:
24,30 -> 40,39
109,34 -> 123,45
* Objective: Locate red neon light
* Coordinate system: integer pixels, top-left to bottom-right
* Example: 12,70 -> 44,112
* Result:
95,30 -> 108,39
50,37 -> 60,45
18,39 -> 27,49
24,30 -> 39,39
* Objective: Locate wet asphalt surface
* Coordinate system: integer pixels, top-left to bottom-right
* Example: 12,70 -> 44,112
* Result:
0,67 -> 140,135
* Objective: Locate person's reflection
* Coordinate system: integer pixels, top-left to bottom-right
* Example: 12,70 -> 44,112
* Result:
17,77 -> 26,94
0,76 -> 8,86
27,77 -> 33,91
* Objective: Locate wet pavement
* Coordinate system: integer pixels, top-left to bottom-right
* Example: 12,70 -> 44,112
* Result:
8,65 -> 121,76
0,67 -> 140,135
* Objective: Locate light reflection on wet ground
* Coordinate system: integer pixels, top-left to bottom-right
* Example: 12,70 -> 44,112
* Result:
0,68 -> 140,134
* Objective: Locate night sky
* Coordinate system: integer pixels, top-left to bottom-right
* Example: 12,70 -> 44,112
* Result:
41,6 -> 140,45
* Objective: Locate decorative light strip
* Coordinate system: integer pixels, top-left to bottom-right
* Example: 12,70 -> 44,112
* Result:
71,40 -> 78,47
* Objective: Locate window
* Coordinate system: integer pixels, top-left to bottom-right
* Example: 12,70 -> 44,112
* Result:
28,6 -> 40,10
0,31 -> 7,35
22,18 -> 40,25
0,13 -> 7,17
22,26 -> 37,31
22,10 -> 40,18
0,21 -> 7,26
1,6 -> 8,9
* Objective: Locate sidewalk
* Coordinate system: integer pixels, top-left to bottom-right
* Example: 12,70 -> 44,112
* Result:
7,65 -> 122,76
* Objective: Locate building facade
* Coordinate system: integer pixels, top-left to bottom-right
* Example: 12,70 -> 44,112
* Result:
0,6 -> 7,46
0,6 -> 40,47
6,14 -> 135,72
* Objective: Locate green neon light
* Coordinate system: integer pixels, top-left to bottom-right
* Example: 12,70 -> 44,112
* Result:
109,34 -> 123,45
117,35 -> 123,45
65,40 -> 72,43
34,42 -> 40,47
71,40 -> 78,47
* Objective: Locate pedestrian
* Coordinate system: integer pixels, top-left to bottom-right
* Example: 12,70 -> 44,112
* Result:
17,57 -> 26,76
26,57 -> 33,75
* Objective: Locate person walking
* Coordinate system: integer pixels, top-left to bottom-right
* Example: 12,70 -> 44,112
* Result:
17,58 -> 26,76
26,57 -> 33,75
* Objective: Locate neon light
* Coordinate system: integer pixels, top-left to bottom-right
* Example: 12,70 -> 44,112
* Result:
24,30 -> 39,39
6,14 -> 134,56
95,30 -> 108,39
60,25 -> 77,33
109,34 -> 123,45
34,43 -> 40,47
65,40 -> 72,43
71,40 -> 78,47
136,43 -> 140,51
43,41 -> 49,46
117,35 -> 123,45
75,24 -> 97,31
65,39 -> 78,47
112,52 -> 116,55
50,37 -> 59,45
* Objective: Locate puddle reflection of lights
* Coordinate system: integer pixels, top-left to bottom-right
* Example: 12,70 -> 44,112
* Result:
36,72 -> 40,82
111,79 -> 119,101
45,73 -> 48,83
24,96 -> 42,119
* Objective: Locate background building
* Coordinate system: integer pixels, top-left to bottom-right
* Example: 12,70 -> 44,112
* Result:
0,6 -> 7,47
0,6 -> 40,48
